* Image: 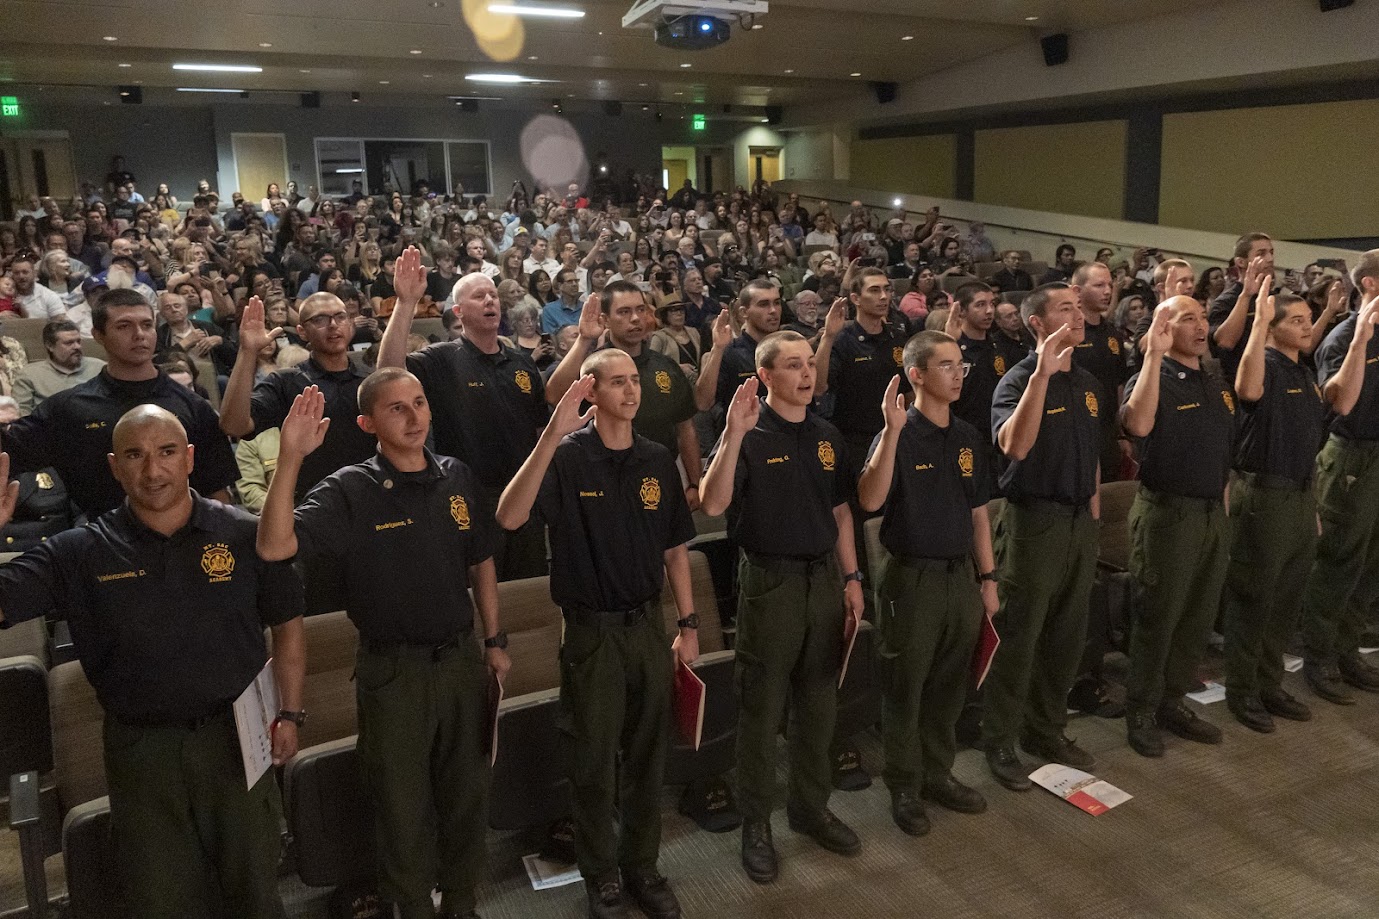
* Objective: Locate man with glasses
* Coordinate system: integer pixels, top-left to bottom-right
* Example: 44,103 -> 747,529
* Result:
543,269 -> 585,333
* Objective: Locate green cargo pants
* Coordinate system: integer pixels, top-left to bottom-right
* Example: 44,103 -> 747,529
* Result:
558,611 -> 672,883
355,638 -> 491,919
1303,436 -> 1379,664
734,552 -> 844,823
102,711 -> 285,919
1125,488 -> 1229,713
981,500 -> 1098,750
1223,475 -> 1318,699
876,553 -> 982,792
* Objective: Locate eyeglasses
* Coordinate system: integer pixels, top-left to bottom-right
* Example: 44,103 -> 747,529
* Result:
302,311 -> 352,329
931,361 -> 971,378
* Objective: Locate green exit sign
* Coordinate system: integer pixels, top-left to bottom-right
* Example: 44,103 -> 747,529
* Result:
692,113 -> 706,131
0,96 -> 18,117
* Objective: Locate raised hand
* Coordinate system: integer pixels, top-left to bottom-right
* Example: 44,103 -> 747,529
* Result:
551,373 -> 596,438
710,308 -> 733,351
823,296 -> 848,339
578,292 -> 604,343
0,453 -> 18,532
279,386 -> 331,459
1145,302 -> 1174,355
725,376 -> 761,436
1324,280 -> 1350,320
1354,294 -> 1379,346
392,245 -> 429,304
944,299 -> 965,340
1242,256 -> 1269,297
1252,280 -> 1276,329
880,373 -> 907,431
236,296 -> 285,354
1035,324 -> 1073,378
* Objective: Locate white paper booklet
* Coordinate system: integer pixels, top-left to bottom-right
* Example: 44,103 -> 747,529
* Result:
232,658 -> 279,789
1030,763 -> 1132,816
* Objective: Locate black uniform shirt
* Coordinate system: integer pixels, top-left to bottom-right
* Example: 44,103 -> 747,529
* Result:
991,353 -> 1101,504
714,331 -> 762,410
869,408 -> 989,560
0,494 -> 301,725
294,449 -> 496,643
1208,281 -> 1249,383
1316,314 -> 1379,442
406,337 -> 549,491
994,330 -> 1032,371
250,357 -> 376,499
714,401 -> 854,558
953,332 -> 1007,440
534,426 -> 694,612
1124,356 -> 1237,499
826,319 -> 909,442
4,370 -> 238,518
1234,347 -> 1326,482
629,347 -> 696,452
1073,319 -> 1129,428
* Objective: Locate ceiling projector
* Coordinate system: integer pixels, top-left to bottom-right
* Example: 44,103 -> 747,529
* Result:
622,0 -> 769,50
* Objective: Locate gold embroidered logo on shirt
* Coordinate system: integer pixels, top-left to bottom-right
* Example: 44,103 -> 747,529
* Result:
994,354 -> 1006,375
1314,382 -> 1323,399
958,447 -> 975,477
1085,391 -> 1099,418
892,346 -> 904,366
1108,337 -> 1121,355
450,494 -> 471,530
818,440 -> 836,471
514,370 -> 532,395
201,544 -> 235,582
655,370 -> 672,394
35,472 -> 53,489
640,477 -> 661,510
1222,390 -> 1236,414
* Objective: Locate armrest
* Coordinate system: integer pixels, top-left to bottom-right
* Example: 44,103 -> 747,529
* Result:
10,770 -> 49,918
9,770 -> 40,828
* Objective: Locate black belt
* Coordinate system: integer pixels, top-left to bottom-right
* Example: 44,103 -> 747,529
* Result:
562,604 -> 650,627
890,555 -> 970,574
1139,486 -> 1223,514
743,549 -> 833,576
364,630 -> 471,660
118,704 -> 232,732
1009,497 -> 1091,516
1238,471 -> 1311,492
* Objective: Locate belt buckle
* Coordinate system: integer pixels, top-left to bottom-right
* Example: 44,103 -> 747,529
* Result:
623,607 -> 645,626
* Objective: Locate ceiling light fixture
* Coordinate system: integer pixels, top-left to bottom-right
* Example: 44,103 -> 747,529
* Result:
850,72 -> 861,77
300,69 -> 311,73
752,23 -> 763,29
102,36 -> 118,41
1024,15 -> 1039,20
379,80 -> 390,84
351,91 -> 361,102
783,68 -> 794,74
410,49 -> 422,54
466,72 -> 553,83
258,42 -> 273,48
176,87 -> 245,93
173,63 -> 264,73
680,63 -> 692,68
487,3 -> 585,18
118,63 -> 131,68
901,35 -> 913,40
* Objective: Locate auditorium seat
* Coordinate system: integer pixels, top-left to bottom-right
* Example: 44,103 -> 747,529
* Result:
1,318 -> 52,363
662,550 -> 736,786
276,610 -> 360,749
410,317 -> 444,340
282,736 -> 374,889
940,273 -> 978,294
1093,480 -> 1139,649
3,652 -> 58,918
976,261 -> 1003,280
891,278 -> 911,297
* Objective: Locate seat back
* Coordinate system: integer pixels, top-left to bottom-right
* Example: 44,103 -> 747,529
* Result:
0,655 -> 53,780
863,517 -> 884,584
941,273 -> 980,294
1097,480 -> 1138,571
1,318 -> 50,362
62,798 -> 127,919
410,317 -> 444,340
283,736 -> 375,888
48,661 -> 108,811
658,550 -> 722,654
0,614 -> 48,666
497,574 -> 563,698
278,611 -> 360,749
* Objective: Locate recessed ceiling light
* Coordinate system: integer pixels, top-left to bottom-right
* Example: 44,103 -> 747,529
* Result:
428,1 -> 442,6
102,36 -> 118,41
751,23 -> 763,29
1025,15 -> 1039,20
680,63 -> 692,68
176,87 -> 245,93
410,49 -> 422,54
638,82 -> 647,87
850,72 -> 861,77
783,68 -> 794,74
642,105 -> 649,110
379,80 -> 390,84
423,73 -> 432,77
761,118 -> 769,123
901,35 -> 914,40
173,63 -> 264,73
673,91 -> 683,96
258,42 -> 273,48
487,3 -> 585,18
465,72 -> 554,83
299,68 -> 311,73
528,55 -> 538,60
118,63 -> 131,68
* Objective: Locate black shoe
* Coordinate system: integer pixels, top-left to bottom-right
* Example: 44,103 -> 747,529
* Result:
1260,687 -> 1312,722
624,872 -> 681,919
1126,710 -> 1165,758
1157,698 -> 1223,745
587,879 -> 630,919
921,774 -> 987,814
831,744 -> 872,791
985,746 -> 1032,791
740,821 -> 777,884
1067,677 -> 1126,719
889,789 -> 930,836
1304,662 -> 1357,705
1339,652 -> 1379,692
786,806 -> 862,856
1226,694 -> 1275,733
1021,733 -> 1095,770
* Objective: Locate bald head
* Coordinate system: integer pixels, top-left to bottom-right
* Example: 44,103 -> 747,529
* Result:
298,291 -> 345,324
112,405 -> 188,452
580,347 -> 635,382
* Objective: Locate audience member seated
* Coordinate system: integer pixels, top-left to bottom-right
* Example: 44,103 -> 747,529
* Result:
12,319 -> 105,415
988,250 -> 1034,293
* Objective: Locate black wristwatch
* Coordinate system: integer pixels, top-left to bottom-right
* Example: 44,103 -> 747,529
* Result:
276,709 -> 307,728
977,571 -> 998,583
484,630 -> 509,650
843,570 -> 864,585
676,614 -> 700,630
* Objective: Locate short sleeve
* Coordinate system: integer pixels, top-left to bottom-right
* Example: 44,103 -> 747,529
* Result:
255,555 -> 304,627
1314,320 -> 1353,388
293,477 -> 352,564
967,434 -> 991,508
464,477 -> 500,565
662,457 -> 696,549
0,533 -> 79,627
990,366 -> 1026,445
827,336 -> 845,394
530,453 -> 563,529
248,373 -> 294,436
188,400 -> 239,496
3,397 -> 60,476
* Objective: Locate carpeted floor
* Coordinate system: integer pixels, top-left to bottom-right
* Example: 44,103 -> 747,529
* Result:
6,659 -> 1379,919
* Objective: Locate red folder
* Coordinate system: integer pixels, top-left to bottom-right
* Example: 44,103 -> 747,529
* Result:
485,674 -> 504,767
972,611 -> 1000,689
673,660 -> 706,751
838,613 -> 860,689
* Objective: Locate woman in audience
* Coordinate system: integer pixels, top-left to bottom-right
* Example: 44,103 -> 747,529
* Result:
1112,293 -> 1149,367
506,300 -> 556,369
1306,277 -> 1352,344
527,269 -> 556,307
802,249 -> 840,292
152,193 -> 180,227
264,296 -> 303,347
931,237 -> 967,276
39,249 -> 87,312
0,226 -> 17,262
898,264 -> 937,322
155,182 -> 178,209
1194,265 -> 1227,304
1096,247 -> 1116,265
260,182 -> 284,214
664,209 -> 685,247
684,222 -> 711,259
633,235 -> 655,272
348,240 -> 384,299
16,216 -> 41,253
650,299 -> 702,381
498,247 -> 526,284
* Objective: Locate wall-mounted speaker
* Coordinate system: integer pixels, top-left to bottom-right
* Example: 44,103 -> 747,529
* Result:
870,81 -> 898,105
764,104 -> 782,125
1041,33 -> 1069,66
